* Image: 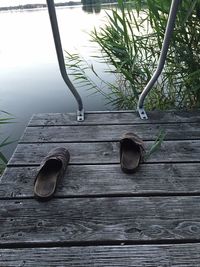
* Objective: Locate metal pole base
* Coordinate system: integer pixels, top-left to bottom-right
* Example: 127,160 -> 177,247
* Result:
137,107 -> 148,120
77,109 -> 84,121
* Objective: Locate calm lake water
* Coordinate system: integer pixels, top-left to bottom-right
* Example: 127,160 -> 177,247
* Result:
0,5 -> 116,159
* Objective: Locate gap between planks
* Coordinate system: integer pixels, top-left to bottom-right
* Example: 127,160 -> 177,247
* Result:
1,239 -> 200,249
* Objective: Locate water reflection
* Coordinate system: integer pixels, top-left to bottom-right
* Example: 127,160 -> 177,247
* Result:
82,0 -> 101,14
82,4 -> 101,14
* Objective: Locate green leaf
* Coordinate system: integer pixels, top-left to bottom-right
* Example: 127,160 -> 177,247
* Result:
0,151 -> 8,164
145,129 -> 166,160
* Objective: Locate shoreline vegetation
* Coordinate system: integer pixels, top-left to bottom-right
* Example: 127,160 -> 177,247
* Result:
0,1 -> 117,11
0,3 -> 81,11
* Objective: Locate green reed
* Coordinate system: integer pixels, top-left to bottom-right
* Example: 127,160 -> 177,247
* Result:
65,0 -> 200,110
0,111 -> 14,174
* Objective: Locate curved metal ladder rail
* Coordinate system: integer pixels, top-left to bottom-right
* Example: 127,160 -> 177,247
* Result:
137,0 -> 181,119
46,0 -> 84,121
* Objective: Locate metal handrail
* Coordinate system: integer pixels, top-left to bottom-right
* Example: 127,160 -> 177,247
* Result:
137,0 -> 181,119
46,0 -> 84,121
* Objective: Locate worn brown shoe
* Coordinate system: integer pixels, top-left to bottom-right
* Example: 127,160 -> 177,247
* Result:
120,132 -> 145,173
34,147 -> 70,201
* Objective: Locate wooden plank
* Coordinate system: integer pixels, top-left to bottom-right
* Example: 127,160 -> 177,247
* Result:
1,196 -> 200,244
29,110 -> 200,126
21,123 -> 200,143
1,163 -> 200,198
8,140 -> 200,165
1,243 -> 200,266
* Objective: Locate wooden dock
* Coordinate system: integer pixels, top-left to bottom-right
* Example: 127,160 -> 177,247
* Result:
1,110 -> 200,266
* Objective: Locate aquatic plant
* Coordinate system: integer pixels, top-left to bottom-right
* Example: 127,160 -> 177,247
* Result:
0,111 -> 14,174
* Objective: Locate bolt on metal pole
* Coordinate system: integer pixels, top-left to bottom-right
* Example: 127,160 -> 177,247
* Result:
46,0 -> 84,121
137,0 -> 181,119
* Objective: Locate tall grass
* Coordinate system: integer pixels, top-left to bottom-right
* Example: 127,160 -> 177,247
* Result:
65,0 -> 200,110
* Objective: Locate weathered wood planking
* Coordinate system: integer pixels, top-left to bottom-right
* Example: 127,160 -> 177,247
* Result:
1,163 -> 200,198
1,196 -> 200,244
8,140 -> 200,165
21,123 -> 200,143
29,110 -> 200,126
1,110 -> 200,265
1,244 -> 200,266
